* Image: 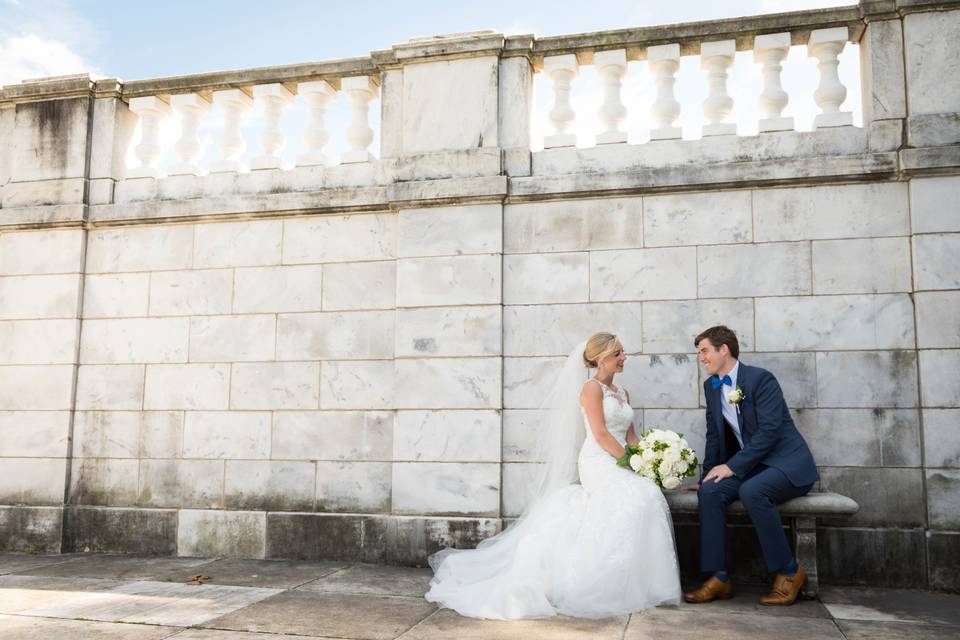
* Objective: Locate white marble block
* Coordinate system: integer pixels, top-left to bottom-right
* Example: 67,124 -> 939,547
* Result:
756,294 -> 915,351
182,411 -> 271,459
316,461 -> 391,512
913,233 -> 960,291
80,318 -> 188,364
143,363 -> 230,410
231,362 -> 321,410
903,10 -> 960,116
754,183 -> 909,242
139,458 -> 224,509
617,354 -> 700,409
923,409 -> 960,468
643,190 -> 751,247
503,253 -> 588,304
189,315 -> 276,362
398,205 -> 502,258
283,213 -> 395,264
138,411 -> 185,459
698,242 -> 811,297
394,410 -> 500,462
321,360 -> 394,409
277,311 -> 394,360
0,319 -> 78,364
397,255 -> 501,307
193,219 -> 283,268
72,411 -> 140,458
86,225 -> 194,273
0,411 -> 69,457
0,274 -> 81,319
642,299 -> 754,353
812,237 -> 911,294
396,306 -> 501,357
502,410 -> 547,463
69,458 -> 139,506
392,462 -> 499,516
149,269 -> 234,316
225,460 -> 315,510
642,409 -> 707,460
178,509 -> 266,558
503,357 -> 565,409
272,411 -> 393,461
590,247 -> 696,301
321,261 -> 396,311
743,352 -> 818,408
0,458 -> 68,505
503,302 -> 642,356
910,176 -> 960,234
233,265 -> 323,313
501,462 -> 539,517
920,350 -> 960,408
395,358 -> 501,409
0,229 -> 84,275
75,364 -> 144,410
504,198 -> 643,253
816,351 -> 918,408
916,291 -> 960,348
82,273 -> 150,318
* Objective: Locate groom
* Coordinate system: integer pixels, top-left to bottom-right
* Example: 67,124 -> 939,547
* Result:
683,326 -> 818,606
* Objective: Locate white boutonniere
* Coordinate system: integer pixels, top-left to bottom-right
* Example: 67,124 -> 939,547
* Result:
727,386 -> 745,413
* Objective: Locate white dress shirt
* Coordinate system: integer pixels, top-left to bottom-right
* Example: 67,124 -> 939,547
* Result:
719,361 -> 743,448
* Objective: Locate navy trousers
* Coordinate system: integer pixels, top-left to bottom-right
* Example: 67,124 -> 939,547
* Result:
698,465 -> 813,574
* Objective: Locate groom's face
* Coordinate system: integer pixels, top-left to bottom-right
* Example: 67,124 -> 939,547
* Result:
696,338 -> 730,377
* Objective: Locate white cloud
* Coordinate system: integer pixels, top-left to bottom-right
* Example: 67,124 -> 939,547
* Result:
0,33 -> 101,86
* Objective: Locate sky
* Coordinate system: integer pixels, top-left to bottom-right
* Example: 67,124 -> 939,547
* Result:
0,0 -> 861,163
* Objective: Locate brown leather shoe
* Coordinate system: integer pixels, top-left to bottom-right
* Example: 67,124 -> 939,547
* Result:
759,565 -> 807,605
683,576 -> 734,604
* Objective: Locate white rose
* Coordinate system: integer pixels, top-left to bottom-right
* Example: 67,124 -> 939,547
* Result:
629,454 -> 643,472
662,475 -> 681,490
641,448 -> 657,463
661,448 -> 681,465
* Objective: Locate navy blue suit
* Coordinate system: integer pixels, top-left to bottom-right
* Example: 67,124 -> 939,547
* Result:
697,362 -> 818,575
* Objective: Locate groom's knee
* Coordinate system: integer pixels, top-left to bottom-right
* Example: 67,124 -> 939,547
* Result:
698,481 -> 723,501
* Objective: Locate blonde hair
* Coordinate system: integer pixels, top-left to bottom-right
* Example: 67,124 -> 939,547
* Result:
583,332 -> 618,369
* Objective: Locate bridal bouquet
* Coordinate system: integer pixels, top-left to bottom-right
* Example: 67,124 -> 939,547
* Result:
617,429 -> 698,490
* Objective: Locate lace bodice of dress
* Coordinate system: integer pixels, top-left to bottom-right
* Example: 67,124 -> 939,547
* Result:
582,379 -> 634,444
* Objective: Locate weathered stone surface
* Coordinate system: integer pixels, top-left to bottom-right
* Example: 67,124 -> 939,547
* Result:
817,467 -> 926,527
0,229 -> 84,275
916,291 -> 960,348
753,183 -> 909,242
927,532 -> 960,592
923,409 -> 960,468
0,458 -> 66,505
138,411 -> 183,458
394,410 -> 500,462
316,461 -> 391,512
398,204 -> 501,257
591,247 -> 696,301
395,358 -> 501,409
277,310 -> 394,360
919,349 -> 960,407
266,513 -> 386,562
193,219 -> 282,268
699,242 -> 811,297
643,299 -> 753,353
76,365 -> 144,411
501,410 -> 545,463
0,411 -> 69,457
818,527 -> 927,589
812,237 -> 911,294
618,354 -> 700,409
913,233 -> 960,291
143,364 -> 229,410
0,274 -> 81,319
69,459 -> 138,507
392,462 -> 499,516
321,260 -> 396,311
232,265 -> 323,313
230,362 -> 320,410
505,302 -> 642,356
148,269 -> 233,316
794,408 -> 921,467
503,356 -> 562,409
321,360 -> 394,409
396,306 -> 500,357
189,314 -> 276,362
86,225 -> 193,273
273,411 -> 393,461
904,9 -> 960,116
178,509 -> 266,559
138,459 -> 223,509
624,608 -> 842,640
298,562 -> 432,597
816,351 -> 918,408
504,197 -> 643,253
0,507 -> 62,553
82,274 -> 150,318
180,558 -> 344,588
861,18 -> 907,123
910,176 -> 960,233
72,412 -> 138,458
225,461 -> 315,511
283,213 -> 395,264
79,318 -> 188,364
0,615 -> 178,639
644,190 -> 752,247
63,507 -> 177,555
642,409 -> 707,461
383,515 -> 499,566
926,469 -> 960,530
739,352 -> 818,408
0,319 -> 77,365
501,461 -> 538,517
838,620 -> 960,640
413,608 -> 629,639
182,411 -> 270,459
504,252 -> 588,304
398,255 -> 501,307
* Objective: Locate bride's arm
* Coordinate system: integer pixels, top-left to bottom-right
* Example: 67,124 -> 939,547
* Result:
624,389 -> 640,445
580,383 -> 627,459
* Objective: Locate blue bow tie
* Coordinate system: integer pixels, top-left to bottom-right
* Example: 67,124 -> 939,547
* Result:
710,374 -> 732,390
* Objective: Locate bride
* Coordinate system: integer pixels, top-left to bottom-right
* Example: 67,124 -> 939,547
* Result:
425,332 -> 682,619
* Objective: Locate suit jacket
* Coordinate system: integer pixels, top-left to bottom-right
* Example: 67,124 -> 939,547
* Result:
701,362 -> 819,487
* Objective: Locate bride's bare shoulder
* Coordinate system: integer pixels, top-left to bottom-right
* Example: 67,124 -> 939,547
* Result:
580,379 -> 602,404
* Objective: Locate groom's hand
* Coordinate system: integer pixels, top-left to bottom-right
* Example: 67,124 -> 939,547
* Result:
703,464 -> 734,484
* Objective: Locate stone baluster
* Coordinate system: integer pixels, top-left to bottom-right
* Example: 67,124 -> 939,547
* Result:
297,80 -> 338,167
251,83 -> 294,170
341,76 -> 378,164
543,54 -> 578,148
648,44 -> 682,140
594,49 -> 628,145
754,32 -> 794,132
809,27 -> 853,128
210,89 -> 253,173
127,96 -> 171,178
701,40 -> 737,137
168,93 -> 211,176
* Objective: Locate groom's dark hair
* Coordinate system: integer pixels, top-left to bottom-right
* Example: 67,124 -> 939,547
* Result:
695,325 -> 740,359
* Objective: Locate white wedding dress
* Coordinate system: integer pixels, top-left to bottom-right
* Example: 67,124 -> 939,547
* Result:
425,379 -> 682,619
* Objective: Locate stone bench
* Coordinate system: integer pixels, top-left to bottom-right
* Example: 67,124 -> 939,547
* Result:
664,491 -> 859,597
